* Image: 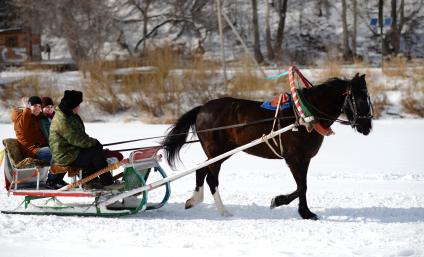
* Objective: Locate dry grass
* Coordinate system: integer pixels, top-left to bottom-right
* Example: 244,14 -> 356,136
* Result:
0,76 -> 60,107
122,47 -> 181,117
367,83 -> 389,119
82,47 -> 223,119
180,56 -> 222,105
82,61 -> 130,114
317,57 -> 345,81
401,79 -> 424,117
228,56 -> 277,100
382,56 -> 408,77
411,59 -> 424,81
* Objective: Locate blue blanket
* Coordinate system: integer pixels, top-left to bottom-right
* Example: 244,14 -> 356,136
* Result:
260,93 -> 292,111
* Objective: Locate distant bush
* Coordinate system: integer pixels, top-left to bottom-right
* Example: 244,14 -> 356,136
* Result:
0,76 -> 60,107
81,61 -> 130,114
317,57 -> 345,81
401,80 -> 424,117
228,56 -> 278,100
382,56 -> 408,78
368,83 -> 389,119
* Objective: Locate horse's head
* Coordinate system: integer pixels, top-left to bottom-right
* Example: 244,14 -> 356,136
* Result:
342,73 -> 373,135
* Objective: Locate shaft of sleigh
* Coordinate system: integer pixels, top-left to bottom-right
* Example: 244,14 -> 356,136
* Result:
99,123 -> 298,208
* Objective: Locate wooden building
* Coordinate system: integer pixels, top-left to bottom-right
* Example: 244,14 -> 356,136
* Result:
0,27 -> 41,64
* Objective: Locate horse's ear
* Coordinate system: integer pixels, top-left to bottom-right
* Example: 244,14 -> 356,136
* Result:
354,73 -> 360,78
360,74 -> 366,79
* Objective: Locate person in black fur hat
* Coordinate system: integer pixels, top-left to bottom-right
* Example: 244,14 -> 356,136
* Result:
58,90 -> 83,116
49,90 -> 123,190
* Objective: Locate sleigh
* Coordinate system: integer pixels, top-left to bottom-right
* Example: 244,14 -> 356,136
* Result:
1,139 -> 171,217
1,65 -> 362,219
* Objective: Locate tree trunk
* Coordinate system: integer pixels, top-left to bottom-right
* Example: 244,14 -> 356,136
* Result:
399,0 -> 404,31
387,0 -> 400,55
142,1 -> 151,54
251,0 -> 264,63
274,0 -> 288,57
341,0 -> 351,61
351,0 -> 357,57
265,0 -> 274,60
378,0 -> 385,56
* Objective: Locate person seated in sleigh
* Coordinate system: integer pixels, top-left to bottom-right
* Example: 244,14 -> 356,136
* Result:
11,96 -> 67,189
49,90 -> 123,190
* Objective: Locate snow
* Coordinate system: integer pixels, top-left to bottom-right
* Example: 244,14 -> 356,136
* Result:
0,120 -> 423,257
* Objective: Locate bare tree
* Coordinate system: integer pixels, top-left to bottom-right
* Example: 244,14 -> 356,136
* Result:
14,0 -> 118,63
273,0 -> 288,58
0,0 -> 20,28
351,0 -> 357,57
341,0 -> 352,61
113,0 -> 210,54
378,0 -> 385,56
251,0 -> 264,63
265,0 -> 274,60
384,0 -> 424,56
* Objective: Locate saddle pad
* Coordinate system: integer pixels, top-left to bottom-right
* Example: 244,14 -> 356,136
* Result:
261,93 -> 292,111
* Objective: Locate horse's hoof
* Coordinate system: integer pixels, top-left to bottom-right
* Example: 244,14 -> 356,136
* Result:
270,197 -> 277,209
220,210 -> 233,217
300,211 -> 319,220
305,214 -> 319,220
185,199 -> 194,209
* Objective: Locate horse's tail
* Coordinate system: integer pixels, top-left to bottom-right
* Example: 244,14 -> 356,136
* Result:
161,106 -> 202,168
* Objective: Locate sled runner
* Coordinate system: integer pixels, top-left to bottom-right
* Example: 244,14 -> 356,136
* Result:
1,140 -> 171,217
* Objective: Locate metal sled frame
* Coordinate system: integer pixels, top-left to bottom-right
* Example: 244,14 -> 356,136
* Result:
3,123 -> 298,217
1,148 -> 171,217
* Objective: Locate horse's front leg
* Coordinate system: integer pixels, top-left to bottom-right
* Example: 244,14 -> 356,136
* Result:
270,190 -> 298,208
285,158 -> 318,220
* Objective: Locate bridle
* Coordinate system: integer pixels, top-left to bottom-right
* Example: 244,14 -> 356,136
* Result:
297,81 -> 373,127
341,83 -> 374,127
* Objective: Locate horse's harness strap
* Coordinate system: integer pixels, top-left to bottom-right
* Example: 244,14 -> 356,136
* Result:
266,93 -> 284,158
261,134 -> 284,159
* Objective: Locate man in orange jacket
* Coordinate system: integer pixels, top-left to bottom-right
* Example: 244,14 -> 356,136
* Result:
12,96 -> 50,160
12,96 -> 66,189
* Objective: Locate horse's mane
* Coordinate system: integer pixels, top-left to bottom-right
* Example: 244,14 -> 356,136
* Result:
320,77 -> 350,86
301,77 -> 349,96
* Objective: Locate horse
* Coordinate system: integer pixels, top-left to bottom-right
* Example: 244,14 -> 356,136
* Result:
161,73 -> 373,220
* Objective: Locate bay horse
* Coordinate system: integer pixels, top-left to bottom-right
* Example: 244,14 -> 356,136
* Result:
162,73 -> 373,220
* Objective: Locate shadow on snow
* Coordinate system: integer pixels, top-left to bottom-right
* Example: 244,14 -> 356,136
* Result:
124,203 -> 424,223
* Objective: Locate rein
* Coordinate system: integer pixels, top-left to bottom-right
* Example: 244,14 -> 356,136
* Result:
104,116 -> 296,147
302,84 -> 373,127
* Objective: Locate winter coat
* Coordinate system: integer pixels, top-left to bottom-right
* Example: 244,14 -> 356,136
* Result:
11,107 -> 48,158
39,112 -> 54,139
49,107 -> 98,165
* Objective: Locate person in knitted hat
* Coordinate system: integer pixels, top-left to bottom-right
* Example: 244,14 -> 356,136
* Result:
28,96 -> 42,108
49,90 -> 123,190
39,96 -> 55,139
41,97 -> 55,119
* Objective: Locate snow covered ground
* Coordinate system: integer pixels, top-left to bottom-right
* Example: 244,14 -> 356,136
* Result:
0,120 -> 423,257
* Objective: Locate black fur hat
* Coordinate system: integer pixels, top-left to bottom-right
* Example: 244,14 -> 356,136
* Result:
60,90 -> 83,110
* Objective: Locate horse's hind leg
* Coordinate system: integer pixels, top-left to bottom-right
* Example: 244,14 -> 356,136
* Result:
205,161 -> 233,217
185,167 -> 208,209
